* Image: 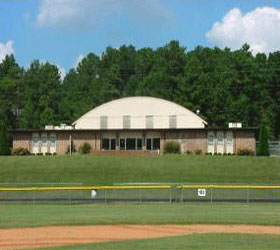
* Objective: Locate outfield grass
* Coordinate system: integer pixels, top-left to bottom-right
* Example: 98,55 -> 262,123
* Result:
1,155 -> 279,185
1,203 -> 279,229
40,234 -> 280,250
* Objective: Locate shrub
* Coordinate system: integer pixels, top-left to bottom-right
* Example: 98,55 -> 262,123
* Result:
227,153 -> 232,156
36,153 -> 43,156
186,150 -> 192,155
163,141 -> 180,154
257,121 -> 270,156
237,148 -> 254,156
12,147 -> 30,156
205,152 -> 212,155
194,149 -> 202,155
45,152 -> 52,156
213,152 -> 217,156
52,152 -> 57,156
0,122 -> 8,155
79,142 -> 92,154
217,152 -> 222,156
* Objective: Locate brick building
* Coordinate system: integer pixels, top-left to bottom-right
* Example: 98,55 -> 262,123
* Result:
11,97 -> 256,155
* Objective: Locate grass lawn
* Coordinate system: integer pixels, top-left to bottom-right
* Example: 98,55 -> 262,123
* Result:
1,203 -> 279,229
40,233 -> 280,250
1,155 -> 279,185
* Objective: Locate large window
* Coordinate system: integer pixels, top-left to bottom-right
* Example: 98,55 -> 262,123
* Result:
146,138 -> 160,150
100,116 -> 108,129
123,115 -> 131,129
102,138 -> 116,150
169,115 -> 177,128
119,138 -> 142,150
146,115 -> 153,129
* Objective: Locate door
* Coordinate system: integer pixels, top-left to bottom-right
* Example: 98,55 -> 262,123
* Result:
226,131 -> 233,154
32,133 -> 40,154
50,133 -> 56,154
207,131 -> 215,154
217,131 -> 224,154
41,133 -> 48,154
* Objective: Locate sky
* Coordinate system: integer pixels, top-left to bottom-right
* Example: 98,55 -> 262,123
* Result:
1,0 -> 280,77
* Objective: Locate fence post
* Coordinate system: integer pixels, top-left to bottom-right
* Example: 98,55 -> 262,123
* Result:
210,188 -> 213,204
246,189 -> 249,204
169,187 -> 172,204
180,188 -> 183,202
105,189 -> 107,203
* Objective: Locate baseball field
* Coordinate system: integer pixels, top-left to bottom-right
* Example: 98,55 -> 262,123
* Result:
1,155 -> 280,249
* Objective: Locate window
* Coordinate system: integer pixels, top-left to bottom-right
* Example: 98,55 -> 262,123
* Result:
227,132 -> 233,144
119,138 -> 143,150
123,115 -> 131,129
137,138 -> 142,150
50,134 -> 56,147
120,138 -> 125,150
217,132 -> 223,144
208,135 -> 214,145
146,138 -> 160,150
146,115 -> 153,129
102,138 -> 116,150
100,116 -> 108,129
169,115 -> 177,128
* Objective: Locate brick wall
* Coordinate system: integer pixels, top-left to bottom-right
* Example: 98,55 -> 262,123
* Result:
12,133 -> 31,151
235,130 -> 256,154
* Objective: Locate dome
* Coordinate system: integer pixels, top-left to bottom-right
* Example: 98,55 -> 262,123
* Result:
73,96 -> 207,129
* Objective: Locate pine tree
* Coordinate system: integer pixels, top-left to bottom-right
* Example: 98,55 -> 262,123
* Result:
257,121 -> 270,156
0,122 -> 7,155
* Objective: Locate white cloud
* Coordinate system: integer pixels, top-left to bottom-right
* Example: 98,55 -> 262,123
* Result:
0,40 -> 15,62
74,54 -> 84,68
57,65 -> 66,80
206,7 -> 280,54
36,0 -> 171,29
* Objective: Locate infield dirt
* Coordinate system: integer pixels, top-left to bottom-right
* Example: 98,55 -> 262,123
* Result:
1,224 -> 280,249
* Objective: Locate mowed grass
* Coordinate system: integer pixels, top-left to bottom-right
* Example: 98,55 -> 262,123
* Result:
40,234 -> 280,250
1,155 -> 280,184
1,203 -> 279,229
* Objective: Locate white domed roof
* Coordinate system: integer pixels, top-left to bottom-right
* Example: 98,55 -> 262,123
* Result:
73,96 -> 207,129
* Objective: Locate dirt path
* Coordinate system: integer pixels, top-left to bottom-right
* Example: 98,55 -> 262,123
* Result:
1,224 -> 280,250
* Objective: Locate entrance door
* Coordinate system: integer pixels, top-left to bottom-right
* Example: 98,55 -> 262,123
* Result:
226,131 -> 233,154
41,133 -> 48,154
207,131 -> 215,154
32,133 -> 40,154
217,131 -> 224,154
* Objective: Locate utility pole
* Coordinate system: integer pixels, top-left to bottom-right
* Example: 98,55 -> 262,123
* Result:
69,134 -> 72,156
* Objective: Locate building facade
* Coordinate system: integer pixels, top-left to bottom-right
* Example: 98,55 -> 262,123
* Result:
11,97 -> 256,155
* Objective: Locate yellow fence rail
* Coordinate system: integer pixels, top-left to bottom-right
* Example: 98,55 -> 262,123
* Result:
0,185 -> 171,192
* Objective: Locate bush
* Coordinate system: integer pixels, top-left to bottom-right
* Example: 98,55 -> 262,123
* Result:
186,150 -> 192,155
36,153 -> 43,156
45,152 -> 52,156
194,149 -> 202,155
12,147 -> 30,156
257,121 -> 270,156
0,122 -> 8,155
205,152 -> 212,155
163,141 -> 180,154
79,142 -> 92,154
237,148 -> 254,156
217,152 -> 222,156
52,152 -> 57,156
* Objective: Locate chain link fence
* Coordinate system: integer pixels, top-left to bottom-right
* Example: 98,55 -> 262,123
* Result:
0,184 -> 279,204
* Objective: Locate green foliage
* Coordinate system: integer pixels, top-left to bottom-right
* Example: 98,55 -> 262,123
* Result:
237,148 -> 254,156
0,43 -> 279,137
163,141 -> 180,154
79,142 -> 92,154
257,121 -> 270,156
0,122 -> 8,155
12,147 -> 30,156
194,149 -> 202,155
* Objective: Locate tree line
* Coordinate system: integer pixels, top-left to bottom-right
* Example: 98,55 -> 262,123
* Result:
0,41 -> 279,138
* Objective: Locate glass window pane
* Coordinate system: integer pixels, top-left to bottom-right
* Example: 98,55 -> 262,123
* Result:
123,116 -> 131,129
227,132 -> 233,144
120,138 -> 125,150
126,138 -> 136,150
208,135 -> 214,145
153,138 -> 160,150
137,138 -> 142,150
100,116 -> 108,129
169,115 -> 177,128
146,116 -> 153,129
146,138 -> 152,150
102,138 -> 110,150
111,139 -> 116,150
